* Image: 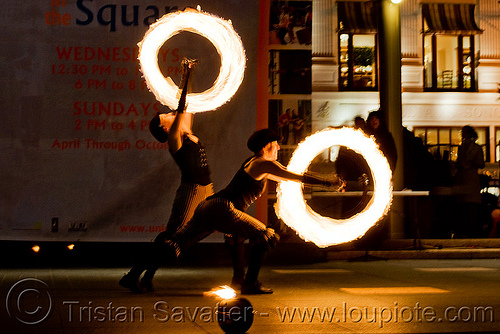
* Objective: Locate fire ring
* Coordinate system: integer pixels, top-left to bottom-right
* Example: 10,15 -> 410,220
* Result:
138,8 -> 246,113
275,127 -> 393,247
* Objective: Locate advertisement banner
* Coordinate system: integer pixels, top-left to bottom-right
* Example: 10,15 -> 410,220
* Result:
0,0 -> 259,241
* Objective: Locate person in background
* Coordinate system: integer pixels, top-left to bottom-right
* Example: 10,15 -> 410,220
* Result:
454,125 -> 485,237
366,109 -> 398,172
354,116 -> 366,132
278,108 -> 292,145
335,116 -> 371,191
291,109 -> 305,144
276,5 -> 290,45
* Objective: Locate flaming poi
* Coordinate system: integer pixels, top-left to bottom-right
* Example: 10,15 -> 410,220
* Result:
275,127 -> 393,247
204,285 -> 237,300
138,7 -> 246,113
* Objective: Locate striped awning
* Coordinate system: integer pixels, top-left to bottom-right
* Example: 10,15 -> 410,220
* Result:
422,3 -> 482,35
337,1 -> 377,33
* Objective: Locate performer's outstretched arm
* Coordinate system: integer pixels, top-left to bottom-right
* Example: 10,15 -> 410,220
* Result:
247,158 -> 341,188
168,59 -> 195,152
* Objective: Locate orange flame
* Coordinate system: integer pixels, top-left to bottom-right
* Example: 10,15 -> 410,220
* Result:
138,8 -> 246,113
275,127 -> 393,247
204,285 -> 237,299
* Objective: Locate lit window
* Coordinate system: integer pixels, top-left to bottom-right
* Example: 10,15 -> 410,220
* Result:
339,33 -> 377,91
337,1 -> 377,91
423,34 -> 477,91
415,126 -> 489,162
422,3 -> 482,92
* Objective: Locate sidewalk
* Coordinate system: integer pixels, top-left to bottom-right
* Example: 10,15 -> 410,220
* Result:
325,238 -> 500,261
1,238 -> 499,268
1,259 -> 499,333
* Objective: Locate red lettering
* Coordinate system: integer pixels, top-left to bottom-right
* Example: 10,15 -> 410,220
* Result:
159,49 -> 169,62
113,102 -> 124,115
126,103 -> 139,116
55,46 -> 141,62
153,102 -> 162,113
56,46 -> 72,60
73,101 -> 82,115
74,47 -> 83,60
112,47 -> 121,61
73,101 -> 162,117
171,48 -> 180,62
84,47 -> 95,60
140,103 -> 151,116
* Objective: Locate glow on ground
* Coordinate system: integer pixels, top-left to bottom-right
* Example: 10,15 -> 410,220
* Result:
273,269 -> 351,274
340,287 -> 450,294
414,267 -> 498,272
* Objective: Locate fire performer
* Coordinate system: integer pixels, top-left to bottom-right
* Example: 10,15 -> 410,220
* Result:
121,128 -> 342,294
119,58 -> 214,293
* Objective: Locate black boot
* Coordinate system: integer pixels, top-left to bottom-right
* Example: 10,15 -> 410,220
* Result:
225,235 -> 246,289
119,273 -> 143,293
241,280 -> 273,295
241,241 -> 273,295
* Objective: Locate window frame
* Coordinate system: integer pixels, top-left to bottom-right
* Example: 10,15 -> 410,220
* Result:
495,127 -> 500,163
414,126 -> 489,162
338,32 -> 378,91
422,33 -> 477,92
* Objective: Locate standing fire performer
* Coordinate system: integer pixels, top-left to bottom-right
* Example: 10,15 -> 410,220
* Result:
120,128 -> 342,294
119,58 -> 214,293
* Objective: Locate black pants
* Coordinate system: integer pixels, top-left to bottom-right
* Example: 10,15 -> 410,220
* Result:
132,197 -> 274,283
127,183 -> 213,281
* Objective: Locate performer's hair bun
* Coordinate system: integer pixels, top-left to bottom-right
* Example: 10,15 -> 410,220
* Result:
149,112 -> 169,143
247,128 -> 280,153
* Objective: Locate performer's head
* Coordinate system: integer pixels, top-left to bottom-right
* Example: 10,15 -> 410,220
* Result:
461,125 -> 478,142
354,116 -> 366,131
247,128 -> 280,159
367,109 -> 387,133
149,111 -> 175,143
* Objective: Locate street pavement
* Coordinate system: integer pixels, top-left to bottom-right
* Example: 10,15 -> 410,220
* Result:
1,257 -> 499,333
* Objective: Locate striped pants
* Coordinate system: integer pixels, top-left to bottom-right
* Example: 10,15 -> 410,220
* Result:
172,197 -> 271,251
130,183 -> 213,280
169,197 -> 276,285
154,182 -> 214,243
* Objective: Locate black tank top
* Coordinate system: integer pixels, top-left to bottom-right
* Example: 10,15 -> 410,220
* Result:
214,157 -> 267,211
172,136 -> 211,185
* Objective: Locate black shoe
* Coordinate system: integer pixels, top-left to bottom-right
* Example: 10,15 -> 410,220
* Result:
140,277 -> 154,292
241,281 -> 273,295
119,274 -> 143,293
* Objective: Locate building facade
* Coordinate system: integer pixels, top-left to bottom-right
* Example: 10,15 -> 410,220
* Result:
309,0 -> 500,165
262,0 -> 500,239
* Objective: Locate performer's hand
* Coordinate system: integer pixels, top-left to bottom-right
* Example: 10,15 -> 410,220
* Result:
336,175 -> 346,191
358,173 -> 369,188
324,175 -> 345,191
179,58 -> 193,83
181,57 -> 198,70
